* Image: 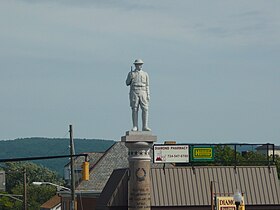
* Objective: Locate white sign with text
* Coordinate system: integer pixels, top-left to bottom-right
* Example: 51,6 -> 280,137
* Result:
153,145 -> 189,163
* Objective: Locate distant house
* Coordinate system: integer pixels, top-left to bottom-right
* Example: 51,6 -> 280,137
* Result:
40,195 -> 61,210
256,144 -> 280,157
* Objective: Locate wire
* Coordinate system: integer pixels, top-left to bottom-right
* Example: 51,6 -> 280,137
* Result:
0,154 -> 87,162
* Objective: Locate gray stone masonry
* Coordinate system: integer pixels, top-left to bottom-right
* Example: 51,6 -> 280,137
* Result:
122,131 -> 157,210
121,131 -> 157,143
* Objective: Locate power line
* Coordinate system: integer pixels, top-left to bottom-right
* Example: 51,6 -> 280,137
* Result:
0,154 -> 88,163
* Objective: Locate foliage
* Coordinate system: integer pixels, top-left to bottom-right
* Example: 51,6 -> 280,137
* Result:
214,145 -> 270,166
213,145 -> 280,178
0,193 -> 14,210
3,162 -> 62,191
0,162 -> 63,210
214,145 -> 237,165
10,184 -> 57,210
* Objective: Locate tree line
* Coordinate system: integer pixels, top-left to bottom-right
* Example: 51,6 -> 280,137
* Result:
0,162 -> 63,210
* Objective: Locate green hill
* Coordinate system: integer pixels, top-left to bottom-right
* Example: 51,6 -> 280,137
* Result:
0,137 -> 115,176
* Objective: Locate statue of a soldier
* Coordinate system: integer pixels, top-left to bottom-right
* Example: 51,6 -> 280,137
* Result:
126,59 -> 151,131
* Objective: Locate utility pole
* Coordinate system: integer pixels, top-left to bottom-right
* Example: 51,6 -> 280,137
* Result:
69,125 -> 76,210
23,168 -> 27,210
6,170 -> 27,209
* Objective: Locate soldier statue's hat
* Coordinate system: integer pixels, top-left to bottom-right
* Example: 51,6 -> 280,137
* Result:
134,59 -> 144,65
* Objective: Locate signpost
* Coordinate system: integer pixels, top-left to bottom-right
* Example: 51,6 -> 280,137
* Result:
153,145 -> 189,163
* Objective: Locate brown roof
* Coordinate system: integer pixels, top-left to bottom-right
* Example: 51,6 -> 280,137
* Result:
98,165 -> 280,208
150,166 -> 280,206
40,195 -> 61,208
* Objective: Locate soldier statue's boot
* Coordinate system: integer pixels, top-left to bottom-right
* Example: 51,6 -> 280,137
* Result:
132,109 -> 138,131
142,109 -> 151,131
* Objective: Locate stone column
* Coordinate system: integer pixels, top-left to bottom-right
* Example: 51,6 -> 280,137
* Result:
121,131 -> 157,210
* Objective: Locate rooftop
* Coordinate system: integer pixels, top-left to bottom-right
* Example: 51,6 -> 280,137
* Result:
97,165 -> 280,208
40,195 -> 61,209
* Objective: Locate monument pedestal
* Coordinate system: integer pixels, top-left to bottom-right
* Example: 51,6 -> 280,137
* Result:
122,131 -> 157,210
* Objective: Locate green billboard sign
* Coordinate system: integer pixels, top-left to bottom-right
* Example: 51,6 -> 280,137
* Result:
190,146 -> 214,162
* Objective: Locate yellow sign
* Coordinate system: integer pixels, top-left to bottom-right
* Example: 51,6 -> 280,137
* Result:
193,148 -> 213,158
216,196 -> 245,210
190,146 -> 215,162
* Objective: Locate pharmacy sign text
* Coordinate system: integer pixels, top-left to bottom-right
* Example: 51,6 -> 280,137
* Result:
153,145 -> 189,163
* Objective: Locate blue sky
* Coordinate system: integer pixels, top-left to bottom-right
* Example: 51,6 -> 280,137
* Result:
0,0 -> 279,144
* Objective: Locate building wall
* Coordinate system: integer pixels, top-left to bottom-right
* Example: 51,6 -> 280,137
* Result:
61,196 -> 97,210
77,197 -> 98,210
269,150 -> 280,157
61,198 -> 70,210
